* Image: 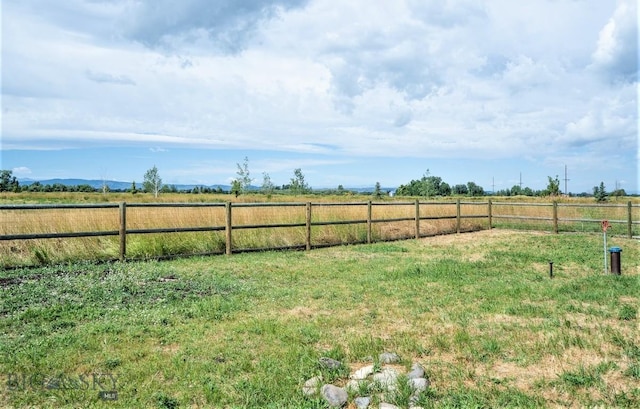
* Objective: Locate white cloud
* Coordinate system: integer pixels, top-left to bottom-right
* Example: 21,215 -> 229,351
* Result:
590,0 -> 638,82
1,0 -> 636,191
12,166 -> 32,175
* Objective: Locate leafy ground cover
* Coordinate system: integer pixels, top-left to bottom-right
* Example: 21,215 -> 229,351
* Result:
1,230 -> 638,408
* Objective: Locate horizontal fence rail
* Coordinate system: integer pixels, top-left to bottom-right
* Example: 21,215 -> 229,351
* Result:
0,200 -> 638,266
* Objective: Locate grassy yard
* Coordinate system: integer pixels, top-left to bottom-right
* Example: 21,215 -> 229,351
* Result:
1,230 -> 638,408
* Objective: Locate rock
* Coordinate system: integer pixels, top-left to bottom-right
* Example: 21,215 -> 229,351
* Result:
354,396 -> 371,408
407,363 -> 425,379
302,376 -> 322,396
321,384 -> 348,407
408,377 -> 430,393
379,352 -> 400,364
351,364 -> 374,380
373,367 -> 398,389
379,403 -> 400,409
319,357 -> 343,370
346,379 -> 367,393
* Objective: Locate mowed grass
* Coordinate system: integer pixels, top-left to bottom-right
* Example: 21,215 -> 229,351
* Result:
1,230 -> 639,408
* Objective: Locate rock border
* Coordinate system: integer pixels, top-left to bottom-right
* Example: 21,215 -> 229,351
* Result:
303,352 -> 430,408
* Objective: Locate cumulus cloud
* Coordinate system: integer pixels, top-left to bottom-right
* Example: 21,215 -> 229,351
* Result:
1,0 -> 636,190
591,0 -> 638,82
120,0 -> 309,53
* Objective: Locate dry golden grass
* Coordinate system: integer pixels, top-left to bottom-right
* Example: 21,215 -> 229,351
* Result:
1,193 -> 638,267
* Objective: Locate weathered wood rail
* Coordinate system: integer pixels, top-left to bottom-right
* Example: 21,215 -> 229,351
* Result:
1,200 -> 638,263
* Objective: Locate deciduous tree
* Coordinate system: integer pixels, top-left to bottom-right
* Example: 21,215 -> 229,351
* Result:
143,165 -> 162,198
290,168 -> 309,195
236,156 -> 252,194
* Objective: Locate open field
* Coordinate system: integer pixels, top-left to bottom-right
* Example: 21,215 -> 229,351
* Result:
1,230 -> 638,408
1,193 -> 638,267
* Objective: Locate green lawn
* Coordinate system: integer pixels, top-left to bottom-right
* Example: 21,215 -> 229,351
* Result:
1,230 -> 638,408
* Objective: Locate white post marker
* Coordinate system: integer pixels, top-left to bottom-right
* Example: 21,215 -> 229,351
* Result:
601,220 -> 610,274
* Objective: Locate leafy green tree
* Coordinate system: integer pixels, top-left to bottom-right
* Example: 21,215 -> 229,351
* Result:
452,184 -> 468,195
261,172 -> 275,197
231,179 -> 242,197
143,165 -> 163,198
466,181 -> 484,197
593,182 -> 607,202
610,188 -> 626,199
131,181 -> 138,194
236,156 -> 252,194
290,168 -> 309,195
0,170 -> 20,192
544,175 -> 561,196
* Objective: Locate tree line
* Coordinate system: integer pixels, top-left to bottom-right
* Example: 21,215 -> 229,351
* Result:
0,166 -> 629,201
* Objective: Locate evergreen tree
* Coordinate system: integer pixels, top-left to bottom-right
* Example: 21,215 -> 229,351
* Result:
593,182 -> 607,202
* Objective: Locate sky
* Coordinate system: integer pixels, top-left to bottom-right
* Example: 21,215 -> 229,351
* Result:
1,0 -> 638,193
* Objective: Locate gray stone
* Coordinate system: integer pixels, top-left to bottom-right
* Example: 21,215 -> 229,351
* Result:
302,376 -> 322,396
320,357 -> 343,370
408,377 -> 430,393
407,363 -> 425,379
354,396 -> 371,409
379,352 -> 400,364
379,403 -> 400,409
321,384 -> 348,407
373,367 -> 398,390
351,364 -> 374,380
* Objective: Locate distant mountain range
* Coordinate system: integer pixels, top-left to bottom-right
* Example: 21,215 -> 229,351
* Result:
18,178 -> 230,191
17,178 -> 390,193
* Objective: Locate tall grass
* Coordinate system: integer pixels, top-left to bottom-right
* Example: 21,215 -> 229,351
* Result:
1,193 -> 638,267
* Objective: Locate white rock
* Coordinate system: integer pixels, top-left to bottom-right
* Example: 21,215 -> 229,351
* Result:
346,379 -> 368,393
302,376 -> 322,396
373,367 -> 398,390
379,403 -> 400,409
351,364 -> 375,380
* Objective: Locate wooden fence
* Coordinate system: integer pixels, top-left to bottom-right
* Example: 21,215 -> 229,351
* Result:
0,200 -> 638,263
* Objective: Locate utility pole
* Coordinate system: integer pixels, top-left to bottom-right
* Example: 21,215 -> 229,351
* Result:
519,172 -> 523,189
492,177 -> 495,195
563,165 -> 570,196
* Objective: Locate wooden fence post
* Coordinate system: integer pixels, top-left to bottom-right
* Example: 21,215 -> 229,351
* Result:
367,201 -> 372,244
225,202 -> 232,255
306,202 -> 312,251
415,199 -> 420,239
628,201 -> 633,239
553,201 -> 558,234
119,202 -> 126,261
488,199 -> 492,230
456,199 -> 461,234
